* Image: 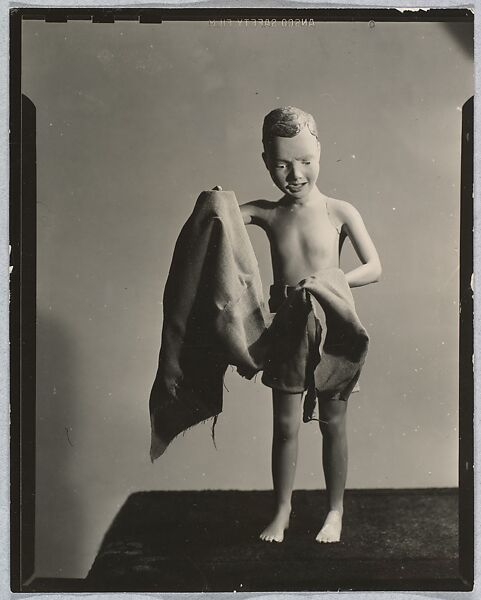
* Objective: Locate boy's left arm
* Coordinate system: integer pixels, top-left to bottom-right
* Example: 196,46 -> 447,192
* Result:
341,203 -> 382,288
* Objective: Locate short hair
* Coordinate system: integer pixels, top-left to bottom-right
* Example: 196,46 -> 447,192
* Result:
262,106 -> 319,150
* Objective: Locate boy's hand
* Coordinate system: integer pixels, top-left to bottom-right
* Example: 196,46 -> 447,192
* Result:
297,275 -> 317,291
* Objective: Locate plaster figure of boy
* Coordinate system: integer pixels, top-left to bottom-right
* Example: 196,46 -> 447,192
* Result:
238,106 -> 382,544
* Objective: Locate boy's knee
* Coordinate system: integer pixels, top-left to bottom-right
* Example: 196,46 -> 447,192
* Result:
274,415 -> 300,440
319,412 -> 346,436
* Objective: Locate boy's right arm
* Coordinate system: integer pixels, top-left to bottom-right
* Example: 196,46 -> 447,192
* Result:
239,200 -> 268,226
240,202 -> 255,225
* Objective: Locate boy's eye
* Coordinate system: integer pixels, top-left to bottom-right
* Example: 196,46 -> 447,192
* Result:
275,164 -> 286,169
302,161 -> 311,165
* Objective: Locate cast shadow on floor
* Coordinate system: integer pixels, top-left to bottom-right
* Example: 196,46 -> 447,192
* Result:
72,488 -> 464,592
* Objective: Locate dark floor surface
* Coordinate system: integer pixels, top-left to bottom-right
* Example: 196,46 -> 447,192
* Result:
25,488 -> 470,592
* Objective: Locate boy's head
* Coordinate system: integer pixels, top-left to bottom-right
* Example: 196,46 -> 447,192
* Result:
262,106 -> 321,199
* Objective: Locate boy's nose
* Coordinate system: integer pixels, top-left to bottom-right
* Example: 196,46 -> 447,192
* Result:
288,164 -> 303,181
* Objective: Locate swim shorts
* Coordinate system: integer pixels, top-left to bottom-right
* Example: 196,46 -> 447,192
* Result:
266,281 -> 361,400
268,283 -> 298,313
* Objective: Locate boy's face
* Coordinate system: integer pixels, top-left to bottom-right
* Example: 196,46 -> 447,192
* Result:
262,127 -> 320,199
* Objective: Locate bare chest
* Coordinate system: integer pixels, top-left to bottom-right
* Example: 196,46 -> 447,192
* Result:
268,205 -> 341,260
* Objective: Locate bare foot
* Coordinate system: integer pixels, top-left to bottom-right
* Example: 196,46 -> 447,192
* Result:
259,508 -> 291,543
315,509 -> 343,543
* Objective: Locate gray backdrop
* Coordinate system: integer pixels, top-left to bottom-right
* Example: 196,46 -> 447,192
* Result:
22,19 -> 473,578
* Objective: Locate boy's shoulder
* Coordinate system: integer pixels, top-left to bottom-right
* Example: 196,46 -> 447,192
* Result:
326,195 -> 361,225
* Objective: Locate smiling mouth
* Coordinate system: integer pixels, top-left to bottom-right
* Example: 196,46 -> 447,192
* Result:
287,183 -> 307,191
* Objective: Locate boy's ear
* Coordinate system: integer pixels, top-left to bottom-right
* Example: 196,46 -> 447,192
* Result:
262,152 -> 269,169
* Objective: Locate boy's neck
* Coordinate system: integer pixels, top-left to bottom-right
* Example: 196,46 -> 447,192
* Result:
282,185 -> 323,207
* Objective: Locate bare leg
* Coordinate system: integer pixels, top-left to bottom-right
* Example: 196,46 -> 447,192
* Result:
316,398 -> 348,543
259,389 -> 303,542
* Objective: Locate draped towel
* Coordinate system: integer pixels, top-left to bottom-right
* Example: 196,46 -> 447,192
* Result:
149,190 -> 369,462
